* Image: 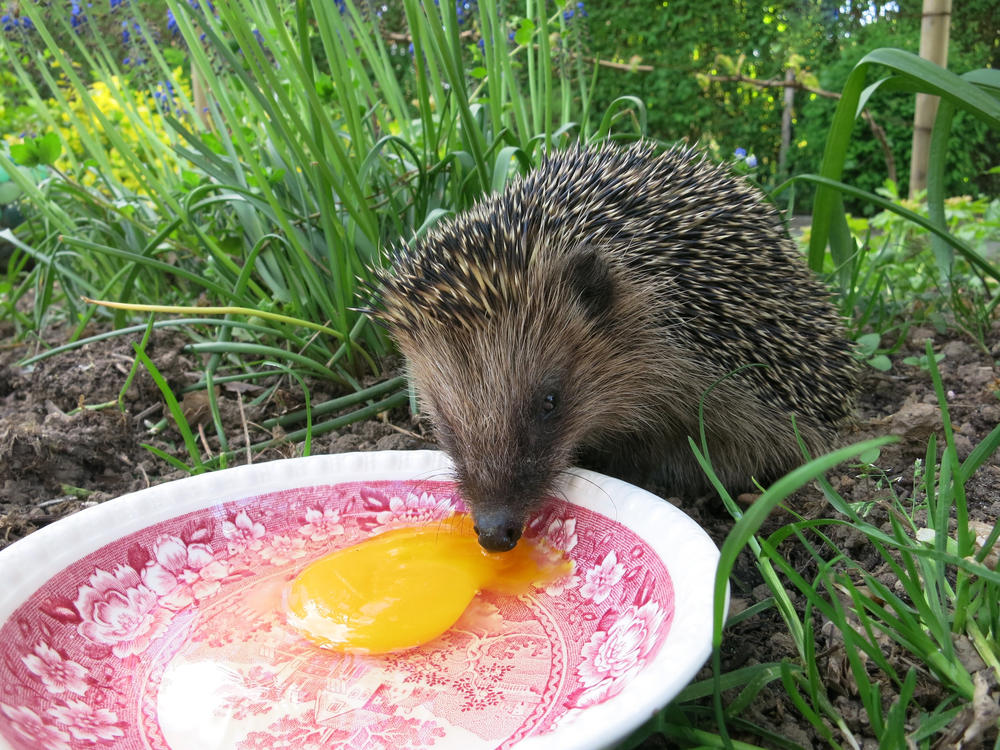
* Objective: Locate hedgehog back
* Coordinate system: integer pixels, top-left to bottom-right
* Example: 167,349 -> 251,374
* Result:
379,142 -> 857,435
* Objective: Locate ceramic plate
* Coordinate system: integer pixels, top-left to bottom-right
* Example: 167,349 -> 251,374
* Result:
0,451 -> 722,750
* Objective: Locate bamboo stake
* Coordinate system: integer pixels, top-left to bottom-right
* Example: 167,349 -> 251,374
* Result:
909,0 -> 952,198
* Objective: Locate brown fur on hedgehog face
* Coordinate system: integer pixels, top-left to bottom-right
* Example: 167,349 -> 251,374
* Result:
388,243 -> 669,551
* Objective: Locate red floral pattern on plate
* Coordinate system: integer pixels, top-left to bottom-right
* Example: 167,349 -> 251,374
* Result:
0,481 -> 673,749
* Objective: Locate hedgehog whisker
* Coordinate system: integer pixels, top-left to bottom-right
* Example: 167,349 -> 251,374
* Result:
554,469 -> 618,523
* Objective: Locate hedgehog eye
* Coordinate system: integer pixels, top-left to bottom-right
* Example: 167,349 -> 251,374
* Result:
540,392 -> 558,419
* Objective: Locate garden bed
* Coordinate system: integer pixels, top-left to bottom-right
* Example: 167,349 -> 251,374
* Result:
1,316 -> 998,746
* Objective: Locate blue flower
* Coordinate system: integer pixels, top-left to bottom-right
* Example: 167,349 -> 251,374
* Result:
564,1 -> 586,21
121,19 -> 130,43
166,8 -> 178,33
154,84 -> 175,111
745,154 -> 758,168
734,147 -> 747,159
70,0 -> 86,28
1,13 -> 14,32
455,0 -> 474,23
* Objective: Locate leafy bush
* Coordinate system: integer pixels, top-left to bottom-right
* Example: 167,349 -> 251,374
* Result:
789,18 -> 1000,212
584,0 -> 795,164
800,180 -> 1000,345
582,0 -> 999,204
2,70 -> 191,193
0,0 -> 180,99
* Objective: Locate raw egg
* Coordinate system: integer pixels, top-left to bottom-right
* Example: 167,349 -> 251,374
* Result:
285,515 -> 569,654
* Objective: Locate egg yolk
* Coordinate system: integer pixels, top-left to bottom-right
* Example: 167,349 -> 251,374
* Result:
284,515 -> 569,654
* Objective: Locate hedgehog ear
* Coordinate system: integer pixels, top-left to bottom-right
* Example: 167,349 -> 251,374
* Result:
565,244 -> 614,319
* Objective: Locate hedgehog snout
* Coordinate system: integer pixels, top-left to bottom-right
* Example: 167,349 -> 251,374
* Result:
471,508 -> 524,552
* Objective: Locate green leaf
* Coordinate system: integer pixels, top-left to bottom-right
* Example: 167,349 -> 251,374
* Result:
9,133 -> 62,167
133,344 -> 206,473
0,182 -> 21,204
867,354 -> 892,371
36,132 -> 62,165
855,332 -> 881,355
513,18 -> 534,46
857,446 -> 882,464
9,143 -> 34,166
202,132 -> 226,155
807,50 -> 1000,274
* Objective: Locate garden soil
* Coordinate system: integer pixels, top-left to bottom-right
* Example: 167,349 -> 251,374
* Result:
1,314 -> 999,748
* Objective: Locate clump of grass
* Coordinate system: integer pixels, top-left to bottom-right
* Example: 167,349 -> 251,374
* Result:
1,0 -> 643,469
621,339 -> 999,748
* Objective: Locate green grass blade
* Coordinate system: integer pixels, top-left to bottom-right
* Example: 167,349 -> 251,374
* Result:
133,344 -> 206,473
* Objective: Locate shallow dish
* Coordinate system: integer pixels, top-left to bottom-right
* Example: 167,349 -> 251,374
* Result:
0,450 -> 722,750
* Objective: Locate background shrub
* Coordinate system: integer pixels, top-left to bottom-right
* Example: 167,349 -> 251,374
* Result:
583,0 -> 999,209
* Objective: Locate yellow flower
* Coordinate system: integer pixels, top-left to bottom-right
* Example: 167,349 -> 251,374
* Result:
44,70 -> 195,197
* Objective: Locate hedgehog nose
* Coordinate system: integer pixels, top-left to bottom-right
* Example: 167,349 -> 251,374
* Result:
473,511 -> 523,552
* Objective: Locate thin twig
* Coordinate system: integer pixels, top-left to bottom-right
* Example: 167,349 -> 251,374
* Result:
581,55 -> 653,72
238,390 -> 252,465
198,422 -> 214,461
384,421 -> 428,442
703,72 -> 897,184
704,73 -> 838,99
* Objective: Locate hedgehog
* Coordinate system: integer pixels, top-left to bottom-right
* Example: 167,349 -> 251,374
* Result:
373,141 -> 858,552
